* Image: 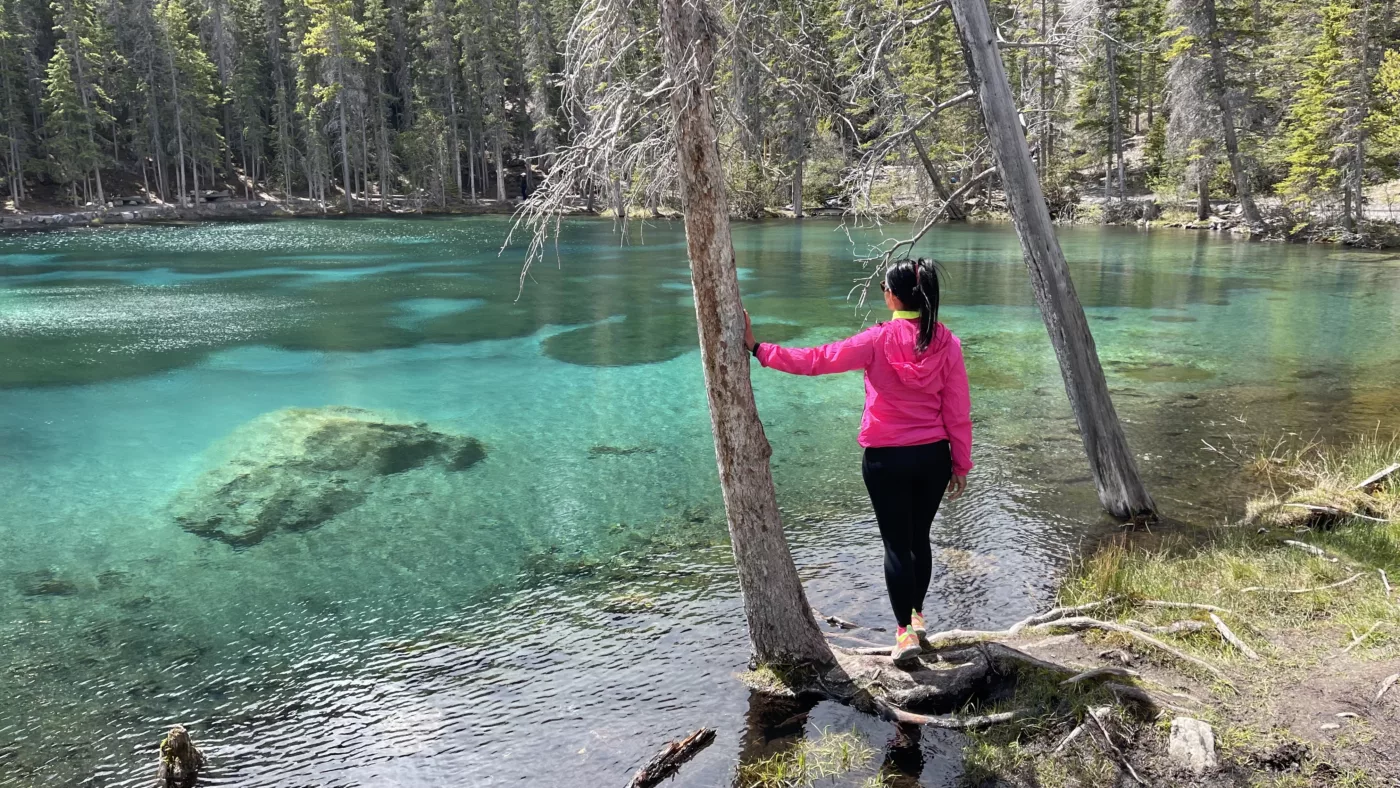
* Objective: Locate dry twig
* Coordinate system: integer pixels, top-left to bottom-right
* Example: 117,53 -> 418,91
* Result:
1241,573 -> 1364,594
1087,706 -> 1146,785
1210,614 -> 1261,660
1340,622 -> 1383,654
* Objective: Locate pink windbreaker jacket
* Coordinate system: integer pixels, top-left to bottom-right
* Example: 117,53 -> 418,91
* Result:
756,318 -> 973,475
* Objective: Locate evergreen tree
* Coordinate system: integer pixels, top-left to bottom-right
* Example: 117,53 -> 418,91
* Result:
300,0 -> 369,208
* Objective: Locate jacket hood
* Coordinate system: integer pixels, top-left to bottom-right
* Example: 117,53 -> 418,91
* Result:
881,320 -> 951,390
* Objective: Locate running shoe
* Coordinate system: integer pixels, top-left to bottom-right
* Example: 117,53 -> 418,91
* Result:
892,627 -> 921,663
910,610 -> 927,637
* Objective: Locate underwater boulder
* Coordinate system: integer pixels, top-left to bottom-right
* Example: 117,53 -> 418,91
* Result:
170,407 -> 485,546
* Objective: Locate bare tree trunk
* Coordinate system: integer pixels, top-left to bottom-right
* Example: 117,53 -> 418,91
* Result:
1105,33 -> 1126,200
494,130 -> 507,203
791,156 -> 804,218
1346,0 -> 1373,230
1203,0 -> 1261,225
339,96 -> 354,210
466,124 -> 476,201
658,0 -> 834,665
950,0 -> 1156,518
1197,169 -> 1210,220
911,130 -> 967,220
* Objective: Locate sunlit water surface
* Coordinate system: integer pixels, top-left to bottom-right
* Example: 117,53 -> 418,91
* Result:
2,218 -> 1399,786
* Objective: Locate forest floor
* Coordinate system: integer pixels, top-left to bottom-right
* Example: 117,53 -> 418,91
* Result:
950,432 -> 1400,788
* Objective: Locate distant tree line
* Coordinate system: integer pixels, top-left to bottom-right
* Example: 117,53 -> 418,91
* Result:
0,0 -> 1397,223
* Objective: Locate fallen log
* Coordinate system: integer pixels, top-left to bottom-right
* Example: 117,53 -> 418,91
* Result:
624,728 -> 716,788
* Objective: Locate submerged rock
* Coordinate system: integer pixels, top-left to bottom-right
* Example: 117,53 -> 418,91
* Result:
170,407 -> 485,546
14,568 -> 80,597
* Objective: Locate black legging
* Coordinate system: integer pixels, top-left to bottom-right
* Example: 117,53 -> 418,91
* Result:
861,440 -> 953,628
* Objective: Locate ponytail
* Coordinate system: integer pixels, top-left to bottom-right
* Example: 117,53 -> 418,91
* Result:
883,257 -> 942,354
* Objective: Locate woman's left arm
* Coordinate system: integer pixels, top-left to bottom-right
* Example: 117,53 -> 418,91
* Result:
745,310 -> 876,376
942,336 -> 974,499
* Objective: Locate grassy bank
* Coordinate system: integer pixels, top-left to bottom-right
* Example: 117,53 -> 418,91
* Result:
963,432 -> 1399,787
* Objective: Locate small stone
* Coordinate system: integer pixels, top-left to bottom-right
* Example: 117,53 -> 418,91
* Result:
1335,712 -> 1359,719
1168,717 -> 1217,775
1319,722 -> 1342,731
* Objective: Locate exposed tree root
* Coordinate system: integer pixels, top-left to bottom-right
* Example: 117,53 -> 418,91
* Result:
1061,666 -> 1139,685
751,598 -> 1238,731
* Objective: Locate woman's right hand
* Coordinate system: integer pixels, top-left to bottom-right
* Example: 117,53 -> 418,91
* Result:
743,309 -> 757,352
947,475 -> 967,500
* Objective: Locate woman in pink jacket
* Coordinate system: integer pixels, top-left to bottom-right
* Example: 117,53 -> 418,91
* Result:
743,258 -> 973,662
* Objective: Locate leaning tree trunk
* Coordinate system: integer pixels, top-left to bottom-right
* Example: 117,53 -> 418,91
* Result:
949,0 -> 1156,518
658,0 -> 834,665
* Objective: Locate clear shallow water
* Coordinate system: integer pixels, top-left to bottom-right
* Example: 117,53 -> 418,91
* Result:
2,218 -> 1399,786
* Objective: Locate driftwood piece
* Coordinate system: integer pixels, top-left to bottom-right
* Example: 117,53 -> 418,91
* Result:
1376,673 -> 1399,704
624,728 -> 716,788
1283,540 -> 1339,562
1241,573 -> 1364,594
157,725 -> 206,788
1209,614 -> 1261,660
1137,600 -> 1232,614
1380,569 -> 1392,598
1355,463 -> 1400,492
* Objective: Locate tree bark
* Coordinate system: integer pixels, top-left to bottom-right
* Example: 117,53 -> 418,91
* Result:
950,0 -> 1156,518
1203,0 -> 1261,225
658,0 -> 834,665
1104,32 -> 1126,200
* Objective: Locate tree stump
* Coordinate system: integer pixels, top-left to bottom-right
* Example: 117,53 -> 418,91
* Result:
157,725 -> 206,788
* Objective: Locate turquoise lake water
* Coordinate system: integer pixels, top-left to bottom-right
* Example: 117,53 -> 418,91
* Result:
2,218 -> 1399,786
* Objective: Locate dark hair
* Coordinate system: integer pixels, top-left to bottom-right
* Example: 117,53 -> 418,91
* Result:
884,258 -> 941,354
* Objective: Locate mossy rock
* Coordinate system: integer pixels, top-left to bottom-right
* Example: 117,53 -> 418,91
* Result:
170,407 -> 485,546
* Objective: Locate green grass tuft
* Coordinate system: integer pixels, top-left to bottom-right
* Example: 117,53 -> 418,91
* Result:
735,728 -> 877,788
